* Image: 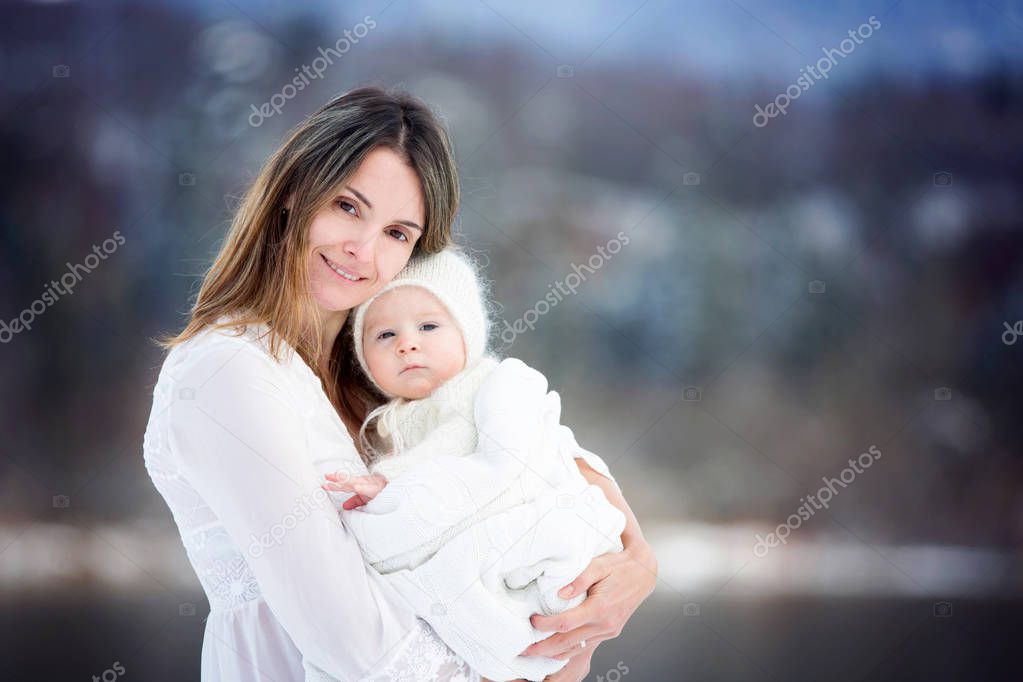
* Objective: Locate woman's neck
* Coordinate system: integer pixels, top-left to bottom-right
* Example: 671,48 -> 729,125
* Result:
313,309 -> 349,375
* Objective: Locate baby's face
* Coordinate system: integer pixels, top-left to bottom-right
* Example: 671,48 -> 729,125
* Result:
362,286 -> 467,399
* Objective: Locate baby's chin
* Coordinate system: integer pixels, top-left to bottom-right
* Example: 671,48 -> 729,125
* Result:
387,376 -> 442,400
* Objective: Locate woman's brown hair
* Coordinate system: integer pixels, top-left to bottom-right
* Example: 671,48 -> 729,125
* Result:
159,85 -> 459,457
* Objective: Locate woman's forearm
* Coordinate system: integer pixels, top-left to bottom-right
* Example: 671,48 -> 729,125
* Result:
575,458 -> 657,571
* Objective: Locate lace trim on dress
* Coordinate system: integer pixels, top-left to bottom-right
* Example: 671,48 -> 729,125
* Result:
304,619 -> 480,682
184,525 -> 262,612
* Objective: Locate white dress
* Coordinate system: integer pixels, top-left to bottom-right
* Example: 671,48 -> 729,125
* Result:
142,319 -> 479,682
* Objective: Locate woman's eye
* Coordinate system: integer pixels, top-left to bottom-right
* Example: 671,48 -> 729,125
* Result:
336,199 -> 357,216
388,228 -> 408,242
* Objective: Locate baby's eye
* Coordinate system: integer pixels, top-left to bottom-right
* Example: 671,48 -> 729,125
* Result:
376,331 -> 394,340
420,323 -> 438,331
387,228 -> 408,242
336,199 -> 358,216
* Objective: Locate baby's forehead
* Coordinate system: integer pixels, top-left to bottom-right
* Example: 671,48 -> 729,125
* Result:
364,285 -> 450,323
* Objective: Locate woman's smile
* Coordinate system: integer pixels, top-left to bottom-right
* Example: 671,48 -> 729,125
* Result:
321,253 -> 367,283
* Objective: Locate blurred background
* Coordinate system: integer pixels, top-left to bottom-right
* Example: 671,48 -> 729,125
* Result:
2,0 -> 1022,679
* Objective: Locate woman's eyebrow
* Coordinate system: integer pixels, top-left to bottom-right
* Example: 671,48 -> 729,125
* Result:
346,185 -> 423,232
347,186 -> 373,209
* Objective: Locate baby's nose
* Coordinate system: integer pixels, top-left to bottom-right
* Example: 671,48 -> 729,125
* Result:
397,340 -> 419,354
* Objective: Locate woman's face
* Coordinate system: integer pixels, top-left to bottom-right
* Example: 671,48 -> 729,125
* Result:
305,147 -> 426,318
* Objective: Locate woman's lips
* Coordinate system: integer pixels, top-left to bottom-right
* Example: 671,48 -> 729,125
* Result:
321,253 -> 366,283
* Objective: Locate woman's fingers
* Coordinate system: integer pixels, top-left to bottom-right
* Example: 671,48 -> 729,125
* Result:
528,598 -> 610,658
542,647 -> 594,682
530,588 -> 607,635
528,555 -> 615,638
555,553 -> 614,600
525,625 -> 606,659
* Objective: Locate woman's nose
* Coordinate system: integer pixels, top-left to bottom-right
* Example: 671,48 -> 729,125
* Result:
344,232 -> 376,262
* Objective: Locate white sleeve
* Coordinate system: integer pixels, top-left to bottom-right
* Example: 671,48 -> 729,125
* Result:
490,358 -> 620,492
166,341 -> 462,681
473,357 -> 551,455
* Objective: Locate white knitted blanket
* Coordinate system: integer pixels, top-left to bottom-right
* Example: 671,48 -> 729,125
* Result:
339,358 -> 626,682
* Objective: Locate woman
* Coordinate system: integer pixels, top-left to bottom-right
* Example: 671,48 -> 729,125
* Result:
143,85 -> 657,681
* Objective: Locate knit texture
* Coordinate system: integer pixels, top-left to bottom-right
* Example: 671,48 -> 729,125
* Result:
368,355 -> 501,473
339,358 -> 626,682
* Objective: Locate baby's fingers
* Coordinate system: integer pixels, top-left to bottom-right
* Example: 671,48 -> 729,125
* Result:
342,494 -> 371,510
352,478 -> 385,494
321,480 -> 356,492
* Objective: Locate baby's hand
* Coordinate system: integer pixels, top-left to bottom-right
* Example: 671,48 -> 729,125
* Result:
322,472 -> 389,510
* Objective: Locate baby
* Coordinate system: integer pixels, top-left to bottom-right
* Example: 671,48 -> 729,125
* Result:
324,248 -> 625,682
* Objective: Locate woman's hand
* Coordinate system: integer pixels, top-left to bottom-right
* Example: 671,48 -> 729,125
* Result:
543,645 -> 595,682
521,540 -> 657,660
481,648 -> 595,682
522,456 -> 658,661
